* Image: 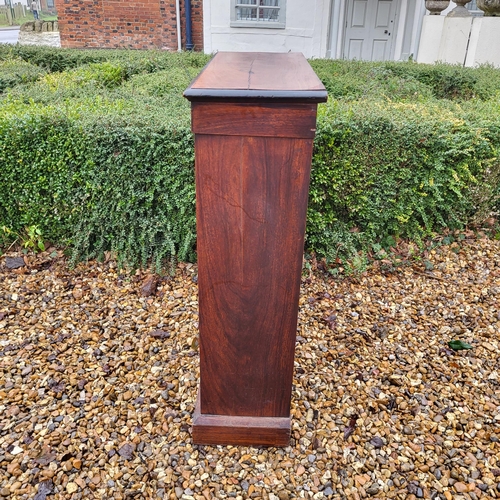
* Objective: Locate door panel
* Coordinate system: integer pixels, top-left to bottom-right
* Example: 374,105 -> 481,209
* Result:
371,39 -> 389,60
352,1 -> 367,26
348,39 -> 363,59
343,0 -> 399,61
375,1 -> 392,26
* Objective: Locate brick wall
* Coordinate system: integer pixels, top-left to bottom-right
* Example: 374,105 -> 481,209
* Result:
56,0 -> 203,51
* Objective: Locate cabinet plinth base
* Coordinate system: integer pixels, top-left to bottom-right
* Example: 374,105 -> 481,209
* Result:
192,399 -> 290,447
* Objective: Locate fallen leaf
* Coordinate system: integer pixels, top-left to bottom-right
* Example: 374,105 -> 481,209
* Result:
149,329 -> 170,339
35,452 -> 56,466
448,340 -> 473,351
424,260 -> 434,270
141,275 -> 158,297
344,415 -> 358,440
324,313 -> 337,330
34,479 -> 53,500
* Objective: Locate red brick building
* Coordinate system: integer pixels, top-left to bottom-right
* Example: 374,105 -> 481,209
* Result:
56,0 -> 203,51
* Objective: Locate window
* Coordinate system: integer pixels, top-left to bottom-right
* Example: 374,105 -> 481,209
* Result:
231,0 -> 285,29
466,0 -> 484,16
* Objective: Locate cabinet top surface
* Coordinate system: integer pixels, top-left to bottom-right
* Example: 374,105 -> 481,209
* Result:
184,52 -> 327,102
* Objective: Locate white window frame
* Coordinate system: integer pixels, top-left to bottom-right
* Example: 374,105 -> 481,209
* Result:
230,0 -> 286,29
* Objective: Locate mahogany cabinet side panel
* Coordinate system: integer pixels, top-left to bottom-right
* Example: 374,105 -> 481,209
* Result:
192,102 -> 318,138
195,134 -> 314,418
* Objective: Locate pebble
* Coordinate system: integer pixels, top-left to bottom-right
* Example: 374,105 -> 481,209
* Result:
370,436 -> 384,448
66,483 -> 78,494
365,483 -> 380,495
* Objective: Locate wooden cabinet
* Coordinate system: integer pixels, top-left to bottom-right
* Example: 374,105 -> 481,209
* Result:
184,52 -> 327,447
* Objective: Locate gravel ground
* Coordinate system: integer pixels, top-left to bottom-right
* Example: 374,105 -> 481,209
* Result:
0,235 -> 499,500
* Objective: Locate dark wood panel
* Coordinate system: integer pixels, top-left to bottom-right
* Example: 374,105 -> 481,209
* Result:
184,89 -> 328,103
191,102 -> 318,138
195,134 -> 314,418
193,398 -> 290,447
189,52 -> 326,92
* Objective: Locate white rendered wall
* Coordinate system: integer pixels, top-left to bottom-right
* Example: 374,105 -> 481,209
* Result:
466,18 -> 500,67
417,16 -> 445,64
203,0 -> 331,58
438,16 -> 473,64
417,15 -> 500,68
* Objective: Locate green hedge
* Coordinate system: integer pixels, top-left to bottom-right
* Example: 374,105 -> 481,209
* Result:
308,100 -> 500,262
0,47 -> 499,270
0,57 -> 47,92
0,49 -> 200,270
0,112 -> 196,270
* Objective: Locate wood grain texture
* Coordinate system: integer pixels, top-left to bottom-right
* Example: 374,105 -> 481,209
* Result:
195,133 -> 314,418
184,52 -> 328,102
191,102 -> 318,138
190,52 -> 325,91
192,397 -> 290,447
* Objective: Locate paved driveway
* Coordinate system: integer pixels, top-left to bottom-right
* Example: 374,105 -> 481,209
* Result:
0,28 -> 20,44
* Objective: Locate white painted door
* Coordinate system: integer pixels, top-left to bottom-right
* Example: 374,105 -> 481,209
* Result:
343,0 -> 399,61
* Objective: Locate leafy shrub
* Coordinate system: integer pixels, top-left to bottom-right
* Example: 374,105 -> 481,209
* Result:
307,99 -> 500,261
69,119 -> 196,271
380,62 -> 479,100
122,68 -> 193,97
0,44 -> 210,77
0,58 -> 46,92
1,47 -> 500,270
309,59 -> 500,101
0,106 -> 195,270
42,62 -> 128,90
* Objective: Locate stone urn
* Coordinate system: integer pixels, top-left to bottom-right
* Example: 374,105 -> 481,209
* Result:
447,0 -> 472,16
426,0 -> 450,14
477,0 -> 500,15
